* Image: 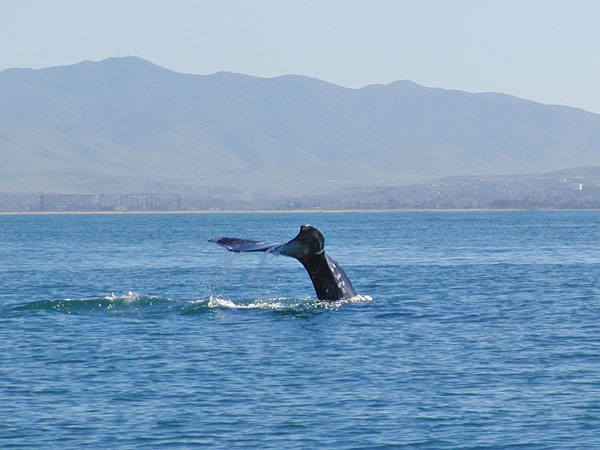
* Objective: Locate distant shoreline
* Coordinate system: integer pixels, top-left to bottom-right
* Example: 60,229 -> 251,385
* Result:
0,208 -> 595,215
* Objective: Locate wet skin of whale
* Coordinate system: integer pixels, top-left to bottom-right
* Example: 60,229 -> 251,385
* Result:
209,225 -> 356,301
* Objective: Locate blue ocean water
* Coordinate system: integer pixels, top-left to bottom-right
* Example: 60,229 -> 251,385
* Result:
1,211 -> 600,448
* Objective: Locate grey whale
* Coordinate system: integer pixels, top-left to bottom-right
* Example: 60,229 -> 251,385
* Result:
209,225 -> 356,301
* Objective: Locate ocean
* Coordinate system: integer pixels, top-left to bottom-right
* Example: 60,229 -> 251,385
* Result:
1,211 -> 600,448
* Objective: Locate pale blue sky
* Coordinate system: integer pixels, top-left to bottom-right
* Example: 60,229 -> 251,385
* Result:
2,0 -> 600,112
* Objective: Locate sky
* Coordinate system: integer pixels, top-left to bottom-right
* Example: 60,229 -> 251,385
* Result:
2,0 -> 600,113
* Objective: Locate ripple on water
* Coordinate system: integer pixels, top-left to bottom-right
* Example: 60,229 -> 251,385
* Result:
5,292 -> 373,318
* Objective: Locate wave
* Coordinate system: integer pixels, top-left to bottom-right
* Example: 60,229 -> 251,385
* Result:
8,292 -> 172,315
5,292 -> 372,317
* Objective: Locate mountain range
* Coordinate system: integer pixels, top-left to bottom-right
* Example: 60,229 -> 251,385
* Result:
2,56 -> 600,195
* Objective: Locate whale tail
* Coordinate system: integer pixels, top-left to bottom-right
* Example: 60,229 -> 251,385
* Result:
209,225 -> 356,301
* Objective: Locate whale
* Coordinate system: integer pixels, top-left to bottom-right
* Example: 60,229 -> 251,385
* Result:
209,225 -> 356,301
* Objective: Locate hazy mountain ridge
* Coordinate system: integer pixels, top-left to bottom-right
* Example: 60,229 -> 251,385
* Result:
2,56 -> 600,194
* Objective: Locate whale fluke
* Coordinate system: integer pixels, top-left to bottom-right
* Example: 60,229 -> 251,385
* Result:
209,225 -> 356,301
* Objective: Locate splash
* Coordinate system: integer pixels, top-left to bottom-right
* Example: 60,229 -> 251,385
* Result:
205,293 -> 372,310
207,295 -> 301,310
342,294 -> 374,304
104,291 -> 147,303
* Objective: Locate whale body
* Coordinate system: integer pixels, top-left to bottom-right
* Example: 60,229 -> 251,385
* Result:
209,225 -> 356,301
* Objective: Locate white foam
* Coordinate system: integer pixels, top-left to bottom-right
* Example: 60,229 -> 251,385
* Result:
102,291 -> 160,303
342,294 -> 374,304
206,293 -> 372,310
207,295 -> 288,309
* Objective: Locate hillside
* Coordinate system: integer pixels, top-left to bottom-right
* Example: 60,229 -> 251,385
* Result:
2,57 -> 600,195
